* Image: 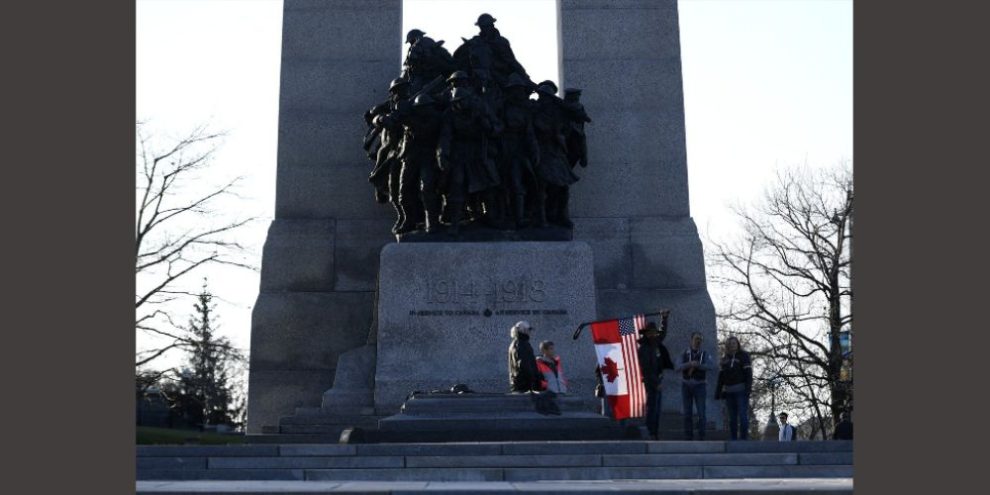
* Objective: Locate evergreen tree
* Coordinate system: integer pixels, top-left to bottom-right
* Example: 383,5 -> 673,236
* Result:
170,279 -> 244,429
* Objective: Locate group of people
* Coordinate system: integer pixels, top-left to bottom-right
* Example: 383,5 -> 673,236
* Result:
614,310 -> 755,441
507,320 -> 569,396
363,14 -> 591,236
504,312 -> 853,441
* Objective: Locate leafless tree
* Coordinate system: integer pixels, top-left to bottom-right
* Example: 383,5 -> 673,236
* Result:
135,123 -> 254,368
710,162 -> 853,437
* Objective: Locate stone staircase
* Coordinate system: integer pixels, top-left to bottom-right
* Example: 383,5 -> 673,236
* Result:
137,440 -> 852,485
262,391 -> 725,443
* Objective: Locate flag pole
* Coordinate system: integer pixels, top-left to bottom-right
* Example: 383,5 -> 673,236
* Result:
571,310 -> 671,340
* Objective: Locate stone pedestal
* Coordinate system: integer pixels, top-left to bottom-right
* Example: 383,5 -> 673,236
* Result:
374,392 -> 636,442
375,242 -> 597,410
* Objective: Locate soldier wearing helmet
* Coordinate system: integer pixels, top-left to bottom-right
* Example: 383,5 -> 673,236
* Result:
563,88 -> 592,168
401,28 -> 456,94
405,29 -> 426,45
442,70 -> 474,101
532,79 -> 579,228
453,13 -> 532,93
367,78 -> 413,234
497,72 -> 539,228
438,86 -> 500,234
389,92 -> 447,234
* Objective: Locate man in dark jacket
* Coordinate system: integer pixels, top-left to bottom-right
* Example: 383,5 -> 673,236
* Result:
833,411 -> 853,440
508,321 -> 540,392
638,310 -> 675,440
715,336 -> 753,440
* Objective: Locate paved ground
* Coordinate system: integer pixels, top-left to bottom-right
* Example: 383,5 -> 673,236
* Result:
137,478 -> 853,494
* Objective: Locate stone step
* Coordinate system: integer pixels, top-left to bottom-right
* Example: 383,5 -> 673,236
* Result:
137,469 -> 303,481
137,441 -> 852,483
136,478 -> 854,494
379,414 -> 615,431
277,424 -> 358,436
138,440 -> 853,458
278,414 -> 386,426
297,404 -> 379,416
399,393 -> 596,412
138,464 -> 852,482
239,434 -> 346,444
358,427 -> 640,443
137,452 -> 851,471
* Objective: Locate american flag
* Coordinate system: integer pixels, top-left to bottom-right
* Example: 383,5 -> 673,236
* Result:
590,314 -> 647,420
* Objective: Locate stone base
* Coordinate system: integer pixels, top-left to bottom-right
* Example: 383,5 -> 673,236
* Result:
397,223 -> 572,243
375,242 -> 598,410
370,392 -> 639,442
321,344 -> 377,412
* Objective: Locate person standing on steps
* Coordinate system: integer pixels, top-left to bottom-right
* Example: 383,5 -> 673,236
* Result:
833,411 -> 853,440
594,363 -> 611,417
778,412 -> 798,441
508,321 -> 540,393
676,331 -> 715,440
638,311 -> 675,440
715,336 -> 753,440
536,340 -> 568,394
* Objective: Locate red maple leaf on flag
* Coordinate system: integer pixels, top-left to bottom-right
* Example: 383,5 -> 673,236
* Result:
601,356 -> 620,383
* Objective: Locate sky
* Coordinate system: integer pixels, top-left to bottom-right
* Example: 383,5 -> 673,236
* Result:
135,0 -> 852,370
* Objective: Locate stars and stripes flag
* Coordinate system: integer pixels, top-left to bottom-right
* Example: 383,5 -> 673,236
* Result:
590,314 -> 647,420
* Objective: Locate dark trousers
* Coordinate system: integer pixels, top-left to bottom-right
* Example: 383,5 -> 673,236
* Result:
681,382 -> 707,440
724,390 -> 749,440
645,385 -> 663,437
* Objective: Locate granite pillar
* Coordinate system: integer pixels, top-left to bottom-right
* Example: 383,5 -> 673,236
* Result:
247,0 -> 402,433
560,0 -> 719,424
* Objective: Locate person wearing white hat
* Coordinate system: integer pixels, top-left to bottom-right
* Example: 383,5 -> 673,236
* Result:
508,321 -> 540,392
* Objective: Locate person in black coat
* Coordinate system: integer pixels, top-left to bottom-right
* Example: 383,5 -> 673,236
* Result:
638,310 -> 675,440
833,411 -> 853,440
715,336 -> 753,440
508,321 -> 540,392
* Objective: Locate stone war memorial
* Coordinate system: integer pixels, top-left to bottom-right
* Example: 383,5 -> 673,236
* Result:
137,2 -> 855,489
246,0 -> 719,439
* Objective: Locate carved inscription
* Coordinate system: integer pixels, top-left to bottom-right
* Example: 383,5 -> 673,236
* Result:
424,276 -> 546,304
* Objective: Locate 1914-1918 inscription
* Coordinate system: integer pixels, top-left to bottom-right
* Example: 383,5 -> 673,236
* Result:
413,276 -> 564,317
424,276 -> 546,304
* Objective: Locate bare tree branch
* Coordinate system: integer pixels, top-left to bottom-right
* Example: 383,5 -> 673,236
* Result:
711,162 -> 853,436
135,122 -> 256,368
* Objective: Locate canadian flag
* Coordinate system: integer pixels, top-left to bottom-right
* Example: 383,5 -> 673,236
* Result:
591,315 -> 647,420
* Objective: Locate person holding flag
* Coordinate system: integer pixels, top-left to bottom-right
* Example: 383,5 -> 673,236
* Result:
637,311 -> 675,440
587,313 -> 654,421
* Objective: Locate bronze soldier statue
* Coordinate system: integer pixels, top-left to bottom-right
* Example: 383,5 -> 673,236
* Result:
563,88 -> 591,170
532,81 -> 579,228
367,78 -> 412,234
443,70 -> 503,229
364,15 -> 589,239
391,93 -> 446,234
438,87 -> 500,235
497,73 -> 540,229
443,70 -> 474,102
453,14 -> 532,91
401,29 -> 456,95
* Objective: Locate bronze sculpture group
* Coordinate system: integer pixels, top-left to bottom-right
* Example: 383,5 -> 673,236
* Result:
363,14 -> 591,238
